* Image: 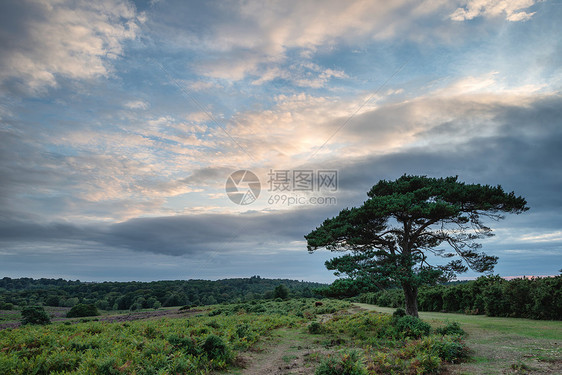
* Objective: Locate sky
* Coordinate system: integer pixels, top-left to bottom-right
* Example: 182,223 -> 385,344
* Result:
0,0 -> 561,283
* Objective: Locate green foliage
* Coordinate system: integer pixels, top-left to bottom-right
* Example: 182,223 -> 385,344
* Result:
207,298 -> 351,319
20,306 -> 50,325
322,311 -> 469,374
167,334 -> 199,356
362,275 -> 562,320
392,315 -> 431,339
0,299 -> 471,375
315,351 -> 367,375
434,321 -> 466,337
0,300 -> 305,374
306,175 -> 528,317
0,276 -> 323,311
0,301 -> 13,310
273,284 -> 290,300
320,278 -> 375,298
66,303 -> 99,318
308,321 -> 324,334
201,334 -> 230,362
392,308 -> 406,319
428,335 -> 470,363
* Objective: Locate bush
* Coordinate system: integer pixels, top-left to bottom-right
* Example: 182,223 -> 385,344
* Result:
308,321 -> 324,334
430,336 -> 470,363
201,334 -> 230,361
168,334 -> 199,356
66,304 -> 99,318
0,301 -> 13,310
235,323 -> 250,338
273,284 -> 290,300
393,315 -> 431,339
392,308 -> 406,319
21,306 -> 51,325
315,351 -> 367,375
434,321 -> 466,337
358,276 -> 562,320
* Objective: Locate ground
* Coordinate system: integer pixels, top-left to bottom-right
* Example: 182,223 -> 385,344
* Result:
229,329 -> 326,375
356,304 -> 562,375
226,304 -> 561,375
1,303 -> 560,374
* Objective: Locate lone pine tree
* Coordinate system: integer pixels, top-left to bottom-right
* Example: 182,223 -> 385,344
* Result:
305,175 -> 528,317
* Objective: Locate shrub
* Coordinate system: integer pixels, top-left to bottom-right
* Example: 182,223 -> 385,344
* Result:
392,308 -> 406,319
235,323 -> 250,338
168,334 -> 199,356
0,301 -> 13,310
66,304 -> 99,318
393,315 -> 431,339
201,334 -> 230,361
308,321 -> 324,334
273,284 -> 290,300
430,336 -> 470,363
315,351 -> 367,375
21,306 -> 51,325
434,321 -> 466,337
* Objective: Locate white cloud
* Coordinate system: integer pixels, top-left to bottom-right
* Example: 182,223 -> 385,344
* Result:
186,0 -> 452,83
124,100 -> 149,110
251,63 -> 347,88
450,0 -> 538,21
0,0 -> 140,93
519,230 -> 562,243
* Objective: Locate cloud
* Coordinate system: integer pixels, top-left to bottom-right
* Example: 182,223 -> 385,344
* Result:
2,93 -> 561,277
0,0 -> 140,93
148,0 -> 466,84
2,71 -> 556,222
0,206 -> 335,256
124,100 -> 149,110
450,0 -> 538,22
1,92 -> 560,278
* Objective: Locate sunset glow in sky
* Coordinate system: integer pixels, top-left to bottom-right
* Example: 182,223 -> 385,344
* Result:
1,0 -> 561,282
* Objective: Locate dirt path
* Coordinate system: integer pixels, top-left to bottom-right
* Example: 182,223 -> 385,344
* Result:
230,304 -> 561,374
231,328 -> 333,375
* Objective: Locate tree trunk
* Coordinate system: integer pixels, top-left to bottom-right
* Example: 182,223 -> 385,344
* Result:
402,283 -> 419,317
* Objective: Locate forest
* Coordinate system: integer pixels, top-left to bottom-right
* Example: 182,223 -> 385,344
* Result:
2,274 -> 561,321
0,276 -> 324,311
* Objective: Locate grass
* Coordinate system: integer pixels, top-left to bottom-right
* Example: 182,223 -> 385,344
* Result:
354,303 -> 562,339
2,301 -> 559,374
355,303 -> 562,374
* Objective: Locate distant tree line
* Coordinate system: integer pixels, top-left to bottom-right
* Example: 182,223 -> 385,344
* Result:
0,276 -> 325,311
357,275 -> 561,320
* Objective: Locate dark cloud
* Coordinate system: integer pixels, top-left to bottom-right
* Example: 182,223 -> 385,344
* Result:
0,205 -> 335,257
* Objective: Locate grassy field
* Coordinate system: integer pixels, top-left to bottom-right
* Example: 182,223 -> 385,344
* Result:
0,299 -> 472,374
355,303 -> 562,374
1,301 -> 559,374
